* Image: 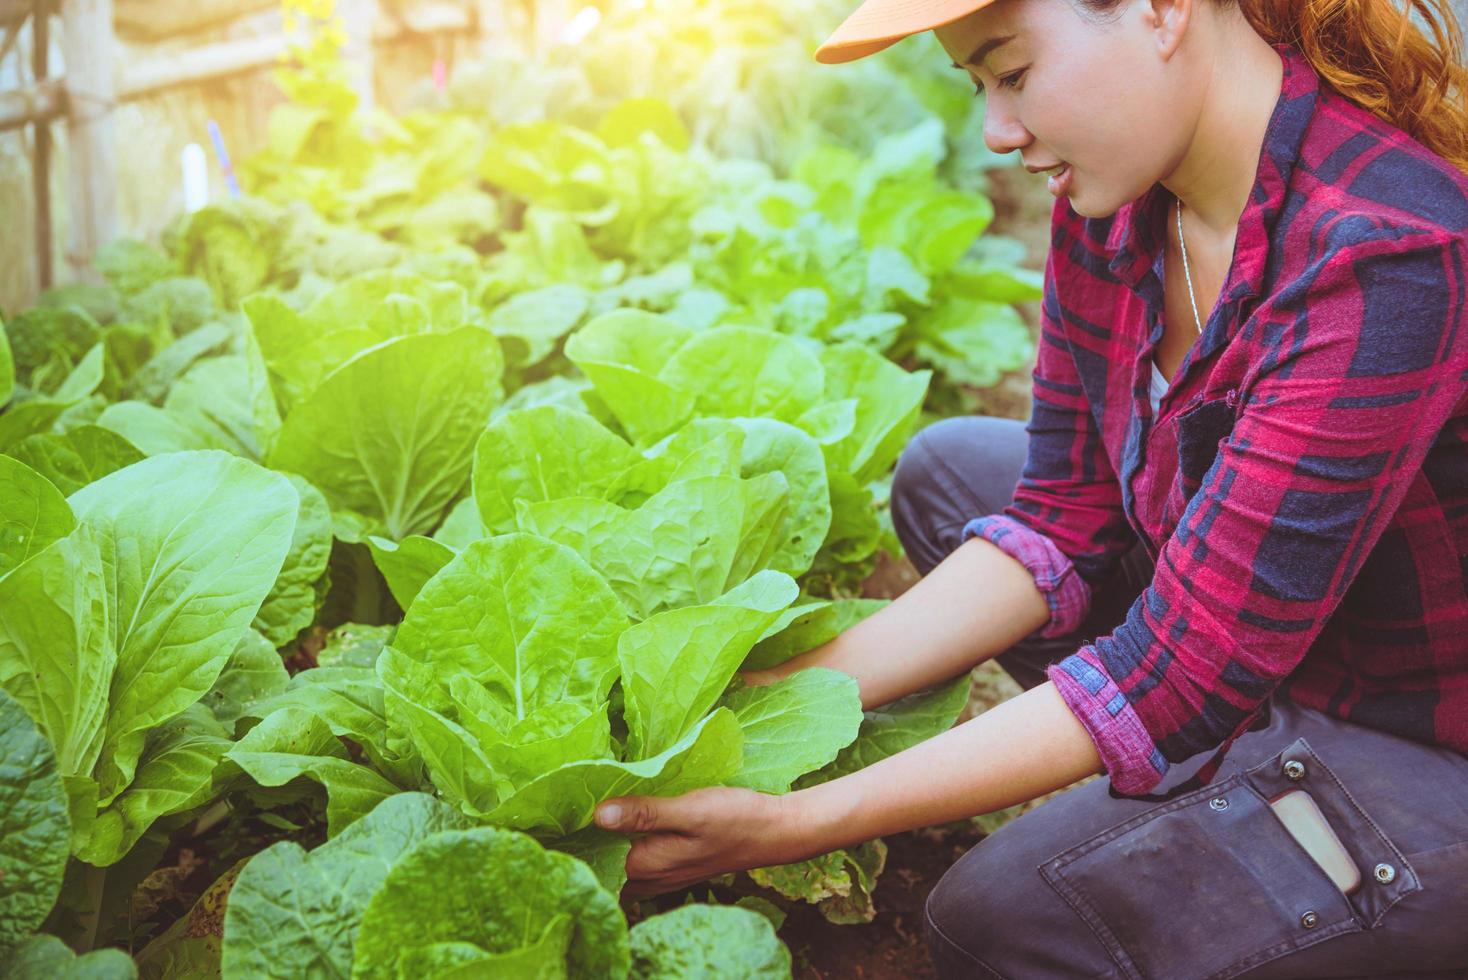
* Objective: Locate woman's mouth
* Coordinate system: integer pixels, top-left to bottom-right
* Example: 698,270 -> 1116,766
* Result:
1047,163 -> 1073,197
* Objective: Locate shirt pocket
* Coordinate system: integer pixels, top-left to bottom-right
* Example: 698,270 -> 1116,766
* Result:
1174,395 -> 1237,504
1039,736 -> 1421,980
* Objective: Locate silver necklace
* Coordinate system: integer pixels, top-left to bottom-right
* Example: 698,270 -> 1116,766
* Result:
1176,197 -> 1204,335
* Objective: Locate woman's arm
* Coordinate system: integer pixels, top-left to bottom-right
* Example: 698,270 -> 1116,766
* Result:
748,535 -> 1053,710
598,679 -> 1103,896
783,680 -> 1101,859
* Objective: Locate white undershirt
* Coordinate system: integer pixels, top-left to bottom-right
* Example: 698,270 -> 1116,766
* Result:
1149,356 -> 1170,413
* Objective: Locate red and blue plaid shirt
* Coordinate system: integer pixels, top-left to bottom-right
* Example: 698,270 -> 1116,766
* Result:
965,41 -> 1468,796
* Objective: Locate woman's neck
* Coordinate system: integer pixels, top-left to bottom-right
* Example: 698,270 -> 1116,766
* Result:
1162,24 -> 1285,240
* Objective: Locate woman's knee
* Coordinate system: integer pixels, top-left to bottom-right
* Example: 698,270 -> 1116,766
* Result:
923,826 -> 1118,978
924,838 -> 1044,978
890,416 -> 1029,577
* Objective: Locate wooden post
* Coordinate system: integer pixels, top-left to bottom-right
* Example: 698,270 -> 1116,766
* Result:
338,0 -> 378,116
59,0 -> 114,281
33,0 -> 52,291
60,0 -> 115,281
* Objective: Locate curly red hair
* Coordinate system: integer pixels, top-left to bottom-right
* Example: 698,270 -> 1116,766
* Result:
1239,0 -> 1468,176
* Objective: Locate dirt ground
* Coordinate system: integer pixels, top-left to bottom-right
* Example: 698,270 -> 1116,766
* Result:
778,657 -> 1054,980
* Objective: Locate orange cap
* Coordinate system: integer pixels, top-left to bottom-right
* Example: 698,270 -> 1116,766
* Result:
814,0 -> 998,64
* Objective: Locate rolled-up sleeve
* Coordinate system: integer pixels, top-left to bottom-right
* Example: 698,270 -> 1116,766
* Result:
963,207 -> 1138,638
1050,235 -> 1468,795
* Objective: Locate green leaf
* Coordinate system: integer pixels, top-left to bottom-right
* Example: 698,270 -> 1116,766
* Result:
376,648 -> 499,815
431,496 -> 485,549
0,454 -> 74,579
365,534 -> 455,611
563,310 -> 695,444
911,292 -> 1033,389
350,827 -> 628,980
135,934 -> 220,980
254,474 -> 332,647
619,571 -> 797,758
597,97 -> 690,152
224,707 -> 401,836
69,451 -> 298,806
546,826 -> 632,897
720,668 -> 862,793
725,418 -> 830,577
485,708 -> 743,836
222,793 -> 474,980
95,238 -> 177,296
795,674 -> 970,789
0,344 -> 105,451
518,475 -> 781,621
745,599 -> 886,672
472,406 -> 638,534
200,629 -> 289,731
269,329 -> 504,539
0,686 -> 71,952
317,623 -> 394,669
0,525 -> 113,784
2,934 -> 137,979
391,534 -> 629,718
628,904 -> 791,979
80,704 -> 232,866
0,316 -> 13,408
748,839 -> 888,921
660,327 -> 825,424
486,284 -> 590,367
250,664 -> 419,789
125,322 -> 232,405
819,344 -> 930,484
6,426 -> 144,496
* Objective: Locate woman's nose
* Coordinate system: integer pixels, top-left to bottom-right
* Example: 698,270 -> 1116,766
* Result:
982,98 -> 1031,156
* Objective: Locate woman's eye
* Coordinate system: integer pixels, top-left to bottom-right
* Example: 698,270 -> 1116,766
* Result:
974,69 -> 1026,97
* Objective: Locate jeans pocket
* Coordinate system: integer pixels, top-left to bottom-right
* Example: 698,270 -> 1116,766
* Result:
1039,737 -> 1421,980
1174,396 -> 1236,502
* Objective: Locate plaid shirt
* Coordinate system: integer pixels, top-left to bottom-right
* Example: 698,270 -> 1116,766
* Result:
965,41 -> 1468,796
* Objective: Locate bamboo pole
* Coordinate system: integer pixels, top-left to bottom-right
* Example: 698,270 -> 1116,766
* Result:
0,0 -> 29,26
0,6 -> 474,132
34,0 -> 52,290
0,76 -> 60,132
119,33 -> 284,101
60,0 -> 116,280
338,0 -> 378,116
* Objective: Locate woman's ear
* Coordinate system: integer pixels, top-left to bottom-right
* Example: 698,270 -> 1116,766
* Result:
1146,0 -> 1195,61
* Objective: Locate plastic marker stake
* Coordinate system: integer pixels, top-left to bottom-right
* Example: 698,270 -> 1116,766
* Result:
182,143 -> 209,213
207,119 -> 241,197
433,58 -> 447,92
559,6 -> 601,45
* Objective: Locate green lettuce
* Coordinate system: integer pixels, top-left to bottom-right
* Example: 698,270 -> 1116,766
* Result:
350,826 -> 628,979
628,904 -> 791,979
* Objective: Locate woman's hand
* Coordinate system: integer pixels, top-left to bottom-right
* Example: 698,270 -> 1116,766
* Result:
593,786 -> 800,899
737,668 -> 782,688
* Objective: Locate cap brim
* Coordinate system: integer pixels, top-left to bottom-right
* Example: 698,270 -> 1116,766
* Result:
814,0 -> 996,64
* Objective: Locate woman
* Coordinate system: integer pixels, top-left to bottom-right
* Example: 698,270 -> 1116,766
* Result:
593,1 -> 1468,975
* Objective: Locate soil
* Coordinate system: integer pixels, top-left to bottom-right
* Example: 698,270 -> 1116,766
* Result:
783,821 -> 988,979
770,652 -> 1043,979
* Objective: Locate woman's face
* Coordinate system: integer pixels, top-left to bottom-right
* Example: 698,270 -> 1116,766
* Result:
935,0 -> 1196,217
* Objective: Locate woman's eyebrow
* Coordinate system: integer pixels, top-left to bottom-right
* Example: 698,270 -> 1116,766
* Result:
950,33 -> 1018,69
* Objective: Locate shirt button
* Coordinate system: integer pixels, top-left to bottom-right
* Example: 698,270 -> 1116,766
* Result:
1374,863 -> 1397,885
1300,911 -> 1319,929
1283,759 -> 1307,781
1209,797 -> 1229,811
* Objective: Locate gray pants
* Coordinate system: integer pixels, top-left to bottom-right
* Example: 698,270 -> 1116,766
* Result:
890,416 -> 1468,980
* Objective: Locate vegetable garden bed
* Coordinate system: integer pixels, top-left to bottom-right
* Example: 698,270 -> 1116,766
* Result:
0,1 -> 1053,974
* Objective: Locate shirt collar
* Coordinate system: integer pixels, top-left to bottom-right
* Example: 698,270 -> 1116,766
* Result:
1105,41 -> 1318,298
